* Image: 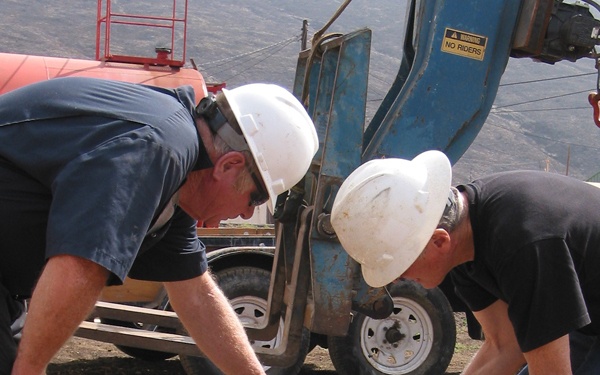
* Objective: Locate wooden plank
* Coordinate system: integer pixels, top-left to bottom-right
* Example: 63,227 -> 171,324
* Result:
76,321 -> 203,357
99,278 -> 163,303
90,301 -> 184,330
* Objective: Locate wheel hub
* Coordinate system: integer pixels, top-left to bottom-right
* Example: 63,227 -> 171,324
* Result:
384,322 -> 406,345
359,297 -> 434,374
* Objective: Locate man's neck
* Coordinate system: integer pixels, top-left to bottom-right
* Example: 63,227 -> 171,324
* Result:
452,191 -> 475,264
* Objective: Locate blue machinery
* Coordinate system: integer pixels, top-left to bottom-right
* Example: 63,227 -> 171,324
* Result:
253,0 -> 600,366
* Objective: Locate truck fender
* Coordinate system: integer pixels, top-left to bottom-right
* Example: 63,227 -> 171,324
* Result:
206,246 -> 275,274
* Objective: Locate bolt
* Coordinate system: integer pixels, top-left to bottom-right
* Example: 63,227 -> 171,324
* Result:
316,213 -> 336,237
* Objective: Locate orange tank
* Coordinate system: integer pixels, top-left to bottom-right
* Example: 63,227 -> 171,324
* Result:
0,52 -> 209,102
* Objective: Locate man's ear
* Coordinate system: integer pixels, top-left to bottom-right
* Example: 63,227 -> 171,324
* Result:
212,151 -> 246,180
430,228 -> 451,253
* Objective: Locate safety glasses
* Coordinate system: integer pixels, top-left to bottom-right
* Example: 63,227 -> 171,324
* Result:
248,169 -> 269,207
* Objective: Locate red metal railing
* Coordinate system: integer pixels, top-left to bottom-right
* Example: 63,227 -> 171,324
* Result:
96,0 -> 188,67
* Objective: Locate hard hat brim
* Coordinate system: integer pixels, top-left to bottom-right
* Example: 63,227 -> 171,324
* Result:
220,85 -> 318,215
220,87 -> 278,213
359,151 -> 452,287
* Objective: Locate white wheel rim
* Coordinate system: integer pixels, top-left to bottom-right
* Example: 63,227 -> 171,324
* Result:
359,296 -> 434,374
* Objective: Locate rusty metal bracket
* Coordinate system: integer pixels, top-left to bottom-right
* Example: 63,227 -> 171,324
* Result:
246,207 -> 313,367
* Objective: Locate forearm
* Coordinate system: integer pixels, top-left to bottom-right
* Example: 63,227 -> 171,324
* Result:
523,335 -> 571,375
166,273 -> 265,375
12,255 -> 108,375
463,301 -> 526,375
462,340 -> 525,375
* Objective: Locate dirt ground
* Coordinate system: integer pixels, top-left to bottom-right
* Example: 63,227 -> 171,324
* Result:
47,313 -> 482,374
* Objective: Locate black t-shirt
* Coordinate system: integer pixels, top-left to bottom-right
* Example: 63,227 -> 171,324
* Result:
0,77 -> 211,295
451,170 -> 600,352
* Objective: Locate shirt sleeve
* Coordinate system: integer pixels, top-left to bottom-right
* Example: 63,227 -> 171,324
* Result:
452,239 -> 592,352
127,208 -> 208,282
45,127 -> 187,283
500,238 -> 590,352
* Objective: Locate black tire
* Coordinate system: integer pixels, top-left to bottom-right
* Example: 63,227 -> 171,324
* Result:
113,343 -> 177,362
328,280 -> 456,375
100,320 -> 177,361
180,266 -> 311,375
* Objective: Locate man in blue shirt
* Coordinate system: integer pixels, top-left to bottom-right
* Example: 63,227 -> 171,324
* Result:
0,76 -> 318,375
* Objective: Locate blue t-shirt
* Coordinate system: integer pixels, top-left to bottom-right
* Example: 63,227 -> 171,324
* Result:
0,77 -> 211,295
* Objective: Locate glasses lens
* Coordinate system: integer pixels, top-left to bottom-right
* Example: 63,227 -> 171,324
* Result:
249,170 -> 269,207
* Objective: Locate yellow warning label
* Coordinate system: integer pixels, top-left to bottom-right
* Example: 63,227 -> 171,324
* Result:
441,28 -> 487,61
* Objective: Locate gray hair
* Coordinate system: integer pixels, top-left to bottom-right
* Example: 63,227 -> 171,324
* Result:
437,187 -> 464,233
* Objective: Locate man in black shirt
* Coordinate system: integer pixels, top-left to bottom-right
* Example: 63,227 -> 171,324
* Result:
331,150 -> 600,374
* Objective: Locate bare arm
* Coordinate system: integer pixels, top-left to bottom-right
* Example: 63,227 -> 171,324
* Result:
12,254 -> 109,375
523,335 -> 571,375
165,272 -> 265,375
462,300 -> 526,375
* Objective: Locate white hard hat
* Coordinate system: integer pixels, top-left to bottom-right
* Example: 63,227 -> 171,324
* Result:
330,151 -> 452,287
221,84 -> 319,213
